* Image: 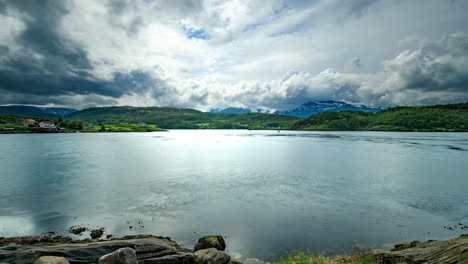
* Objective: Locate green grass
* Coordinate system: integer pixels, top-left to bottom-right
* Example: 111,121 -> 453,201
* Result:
65,106 -> 299,129
459,252 -> 468,262
279,251 -> 377,264
0,123 -> 31,132
0,114 -> 165,133
83,123 -> 164,132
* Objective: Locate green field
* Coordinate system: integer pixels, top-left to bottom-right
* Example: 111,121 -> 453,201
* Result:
66,106 -> 298,129
83,123 -> 164,132
0,115 -> 164,133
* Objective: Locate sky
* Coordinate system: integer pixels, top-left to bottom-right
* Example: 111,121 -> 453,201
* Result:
0,0 -> 468,111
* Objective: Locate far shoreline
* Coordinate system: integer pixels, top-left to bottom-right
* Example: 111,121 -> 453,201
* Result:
3,128 -> 468,135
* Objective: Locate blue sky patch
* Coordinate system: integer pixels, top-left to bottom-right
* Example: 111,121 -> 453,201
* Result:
183,26 -> 209,40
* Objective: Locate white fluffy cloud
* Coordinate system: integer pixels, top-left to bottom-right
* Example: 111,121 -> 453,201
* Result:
1,0 -> 468,110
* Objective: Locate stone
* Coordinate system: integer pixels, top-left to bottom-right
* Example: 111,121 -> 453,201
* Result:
68,226 -> 87,236
34,256 -> 70,264
228,258 -> 243,264
194,236 -> 226,251
98,247 -> 137,264
138,252 -> 194,264
243,259 -> 269,264
0,235 -> 180,264
90,228 -> 105,239
194,248 -> 230,264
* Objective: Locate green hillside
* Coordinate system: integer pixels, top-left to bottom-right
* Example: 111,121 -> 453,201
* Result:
290,103 -> 468,131
65,106 -> 299,129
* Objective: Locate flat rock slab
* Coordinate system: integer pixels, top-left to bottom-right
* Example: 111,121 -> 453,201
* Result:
0,236 -> 183,264
379,235 -> 468,264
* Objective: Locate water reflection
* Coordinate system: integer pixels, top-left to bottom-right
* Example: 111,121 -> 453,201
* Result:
0,131 -> 467,259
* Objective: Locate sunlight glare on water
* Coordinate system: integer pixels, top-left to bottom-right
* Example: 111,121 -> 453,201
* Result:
0,130 -> 467,259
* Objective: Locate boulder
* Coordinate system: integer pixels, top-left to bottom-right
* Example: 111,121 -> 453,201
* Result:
243,259 -> 269,264
34,256 -> 70,264
90,228 -> 105,239
194,248 -> 230,264
138,252 -> 194,264
68,226 -> 87,236
0,235 -> 180,264
194,236 -> 226,251
98,247 -> 137,264
228,258 -> 243,264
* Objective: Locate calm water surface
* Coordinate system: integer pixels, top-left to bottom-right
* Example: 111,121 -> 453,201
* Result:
0,130 -> 467,259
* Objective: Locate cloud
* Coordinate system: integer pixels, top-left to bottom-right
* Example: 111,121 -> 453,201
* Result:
0,0 -> 177,107
359,33 -> 468,106
0,0 -> 467,110
173,34 -> 468,110
338,0 -> 384,18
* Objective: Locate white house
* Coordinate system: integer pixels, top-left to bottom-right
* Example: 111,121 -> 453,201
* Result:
39,121 -> 56,129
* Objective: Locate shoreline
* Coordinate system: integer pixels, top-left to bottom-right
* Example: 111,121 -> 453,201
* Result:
1,233 -> 467,263
2,128 -> 468,135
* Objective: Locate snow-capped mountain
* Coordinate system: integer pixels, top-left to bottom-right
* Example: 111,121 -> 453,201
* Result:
210,107 -> 252,114
274,101 -> 381,118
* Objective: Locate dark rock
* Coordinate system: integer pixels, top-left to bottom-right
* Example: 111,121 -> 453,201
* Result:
106,235 -> 113,239
68,226 -> 87,236
98,247 -> 137,264
34,256 -> 70,264
0,236 -> 181,264
228,258 -> 243,264
194,236 -> 226,251
90,228 -> 105,239
243,259 -> 269,264
392,241 -> 420,251
139,252 -> 194,264
134,243 -> 178,259
379,235 -> 468,263
194,248 -> 230,264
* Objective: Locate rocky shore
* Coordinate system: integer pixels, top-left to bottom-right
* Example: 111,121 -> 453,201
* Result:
0,233 -> 467,264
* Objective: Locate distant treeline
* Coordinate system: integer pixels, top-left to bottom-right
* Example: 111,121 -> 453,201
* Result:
290,103 -> 468,131
65,106 -> 299,129
2,102 -> 468,132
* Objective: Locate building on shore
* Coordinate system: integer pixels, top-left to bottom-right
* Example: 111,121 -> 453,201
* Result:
33,121 -> 65,133
2,128 -> 14,133
39,121 -> 56,129
22,119 -> 36,127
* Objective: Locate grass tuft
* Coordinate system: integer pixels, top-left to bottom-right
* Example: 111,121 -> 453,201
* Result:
279,250 -> 378,264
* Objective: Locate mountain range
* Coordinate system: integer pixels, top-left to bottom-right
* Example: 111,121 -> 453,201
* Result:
1,102 -> 467,132
275,101 -> 381,117
0,105 -> 77,118
211,101 -> 381,117
1,101 -> 380,119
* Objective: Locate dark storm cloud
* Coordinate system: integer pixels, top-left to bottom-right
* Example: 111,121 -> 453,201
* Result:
0,90 -> 119,109
385,33 -> 468,93
0,1 -> 6,14
0,0 -> 174,106
7,0 -> 92,71
0,44 -> 8,54
0,0 -> 94,99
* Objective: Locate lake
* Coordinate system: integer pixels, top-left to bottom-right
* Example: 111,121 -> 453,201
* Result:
0,130 -> 467,259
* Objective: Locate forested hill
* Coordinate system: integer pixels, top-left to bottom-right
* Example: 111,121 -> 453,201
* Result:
290,103 -> 468,131
65,106 -> 299,129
